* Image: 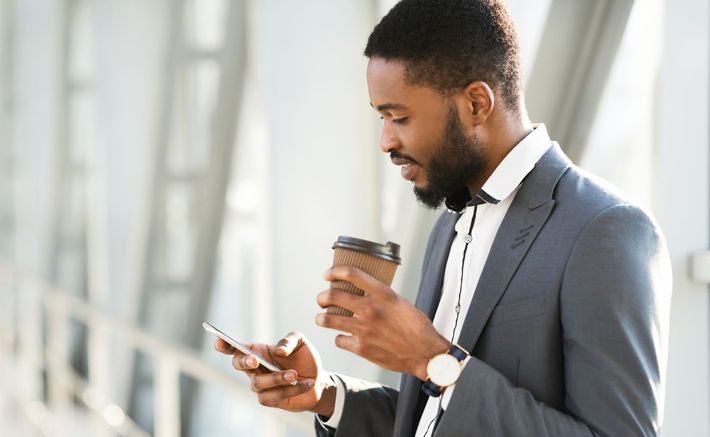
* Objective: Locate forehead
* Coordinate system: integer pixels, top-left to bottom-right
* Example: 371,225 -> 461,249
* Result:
366,58 -> 447,110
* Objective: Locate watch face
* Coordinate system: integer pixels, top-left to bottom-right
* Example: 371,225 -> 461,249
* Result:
427,353 -> 461,387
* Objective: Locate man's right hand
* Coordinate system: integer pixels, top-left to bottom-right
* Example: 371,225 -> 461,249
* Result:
215,331 -> 336,417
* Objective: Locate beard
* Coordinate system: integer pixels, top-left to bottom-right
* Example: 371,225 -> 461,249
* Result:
413,106 -> 488,209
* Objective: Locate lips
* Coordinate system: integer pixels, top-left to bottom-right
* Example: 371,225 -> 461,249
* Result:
390,157 -> 418,181
400,162 -> 418,181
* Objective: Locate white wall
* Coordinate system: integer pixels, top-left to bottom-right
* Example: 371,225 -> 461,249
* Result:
90,0 -> 169,406
254,0 -> 382,381
657,0 -> 710,434
91,0 -> 168,317
12,0 -> 62,275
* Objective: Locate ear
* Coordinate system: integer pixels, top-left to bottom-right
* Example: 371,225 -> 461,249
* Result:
462,81 -> 495,126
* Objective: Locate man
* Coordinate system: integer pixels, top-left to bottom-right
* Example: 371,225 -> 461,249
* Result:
216,0 -> 672,435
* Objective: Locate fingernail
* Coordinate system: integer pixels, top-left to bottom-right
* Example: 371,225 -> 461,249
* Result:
284,371 -> 295,381
306,380 -> 314,388
246,356 -> 257,368
315,314 -> 324,326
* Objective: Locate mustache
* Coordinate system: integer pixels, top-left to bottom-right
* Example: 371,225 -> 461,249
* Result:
389,151 -> 419,166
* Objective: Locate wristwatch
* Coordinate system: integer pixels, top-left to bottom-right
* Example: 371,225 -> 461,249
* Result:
421,344 -> 469,397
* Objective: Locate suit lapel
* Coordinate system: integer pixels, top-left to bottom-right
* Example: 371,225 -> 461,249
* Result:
415,213 -> 458,319
456,198 -> 555,350
457,143 -> 570,352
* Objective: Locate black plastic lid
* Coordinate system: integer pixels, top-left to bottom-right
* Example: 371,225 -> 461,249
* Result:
332,236 -> 401,264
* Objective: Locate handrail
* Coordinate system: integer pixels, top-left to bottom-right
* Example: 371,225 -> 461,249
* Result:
0,261 -> 314,436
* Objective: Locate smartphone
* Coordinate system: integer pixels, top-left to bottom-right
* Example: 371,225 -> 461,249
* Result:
203,321 -> 283,373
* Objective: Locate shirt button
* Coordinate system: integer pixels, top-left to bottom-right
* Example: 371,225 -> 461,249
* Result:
464,234 -> 472,243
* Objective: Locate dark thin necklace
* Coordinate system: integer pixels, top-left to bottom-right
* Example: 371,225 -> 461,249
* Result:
450,203 -> 478,342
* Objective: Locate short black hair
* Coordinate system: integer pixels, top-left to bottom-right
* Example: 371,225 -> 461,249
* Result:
364,0 -> 522,113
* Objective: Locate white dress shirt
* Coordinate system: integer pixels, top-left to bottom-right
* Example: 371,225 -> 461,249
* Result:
320,125 -> 552,434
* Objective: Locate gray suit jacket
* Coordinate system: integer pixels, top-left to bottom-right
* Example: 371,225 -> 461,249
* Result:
315,144 -> 672,436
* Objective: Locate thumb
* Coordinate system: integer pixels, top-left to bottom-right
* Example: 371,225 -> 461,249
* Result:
273,331 -> 306,357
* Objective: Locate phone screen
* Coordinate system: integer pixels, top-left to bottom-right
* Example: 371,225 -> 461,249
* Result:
203,322 -> 283,372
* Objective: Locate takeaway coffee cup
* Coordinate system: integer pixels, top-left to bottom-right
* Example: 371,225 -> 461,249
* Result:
327,236 -> 401,317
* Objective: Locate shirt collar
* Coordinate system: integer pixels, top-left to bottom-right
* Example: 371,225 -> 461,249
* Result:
445,124 -> 552,212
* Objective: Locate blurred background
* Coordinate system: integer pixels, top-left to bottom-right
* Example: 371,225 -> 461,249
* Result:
0,0 -> 707,436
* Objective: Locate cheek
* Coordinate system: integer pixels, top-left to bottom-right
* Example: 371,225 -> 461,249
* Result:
401,131 -> 436,164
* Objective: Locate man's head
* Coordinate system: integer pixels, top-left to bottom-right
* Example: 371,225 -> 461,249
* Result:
365,0 -> 524,209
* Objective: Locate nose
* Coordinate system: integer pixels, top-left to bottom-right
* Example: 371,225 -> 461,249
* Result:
379,121 -> 399,154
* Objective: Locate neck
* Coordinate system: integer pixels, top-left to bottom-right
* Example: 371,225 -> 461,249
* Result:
465,112 -> 533,197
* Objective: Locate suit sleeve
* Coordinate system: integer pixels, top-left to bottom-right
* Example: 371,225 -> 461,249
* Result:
436,204 -> 672,436
314,374 -> 399,437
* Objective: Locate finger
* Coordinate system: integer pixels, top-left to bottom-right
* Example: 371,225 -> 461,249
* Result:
215,338 -> 237,354
334,334 -> 359,353
324,266 -> 392,299
316,289 -> 364,312
250,370 -> 300,392
273,331 -> 305,357
232,353 -> 260,371
257,379 -> 315,408
315,312 -> 357,333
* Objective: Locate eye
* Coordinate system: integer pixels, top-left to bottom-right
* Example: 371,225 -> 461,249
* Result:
377,115 -> 408,125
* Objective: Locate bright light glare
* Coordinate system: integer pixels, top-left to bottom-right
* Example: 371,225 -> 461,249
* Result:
102,403 -> 126,427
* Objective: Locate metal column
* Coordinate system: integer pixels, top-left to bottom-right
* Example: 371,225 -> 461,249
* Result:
525,0 -> 635,162
43,0 -> 96,391
127,0 -> 247,433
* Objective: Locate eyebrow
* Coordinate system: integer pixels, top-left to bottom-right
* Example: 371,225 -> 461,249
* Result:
370,102 -> 408,111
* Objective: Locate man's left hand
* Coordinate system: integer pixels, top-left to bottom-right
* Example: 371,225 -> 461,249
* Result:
316,266 -> 451,381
